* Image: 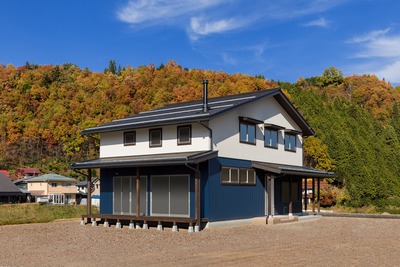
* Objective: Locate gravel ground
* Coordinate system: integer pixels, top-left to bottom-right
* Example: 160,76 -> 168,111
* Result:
0,217 -> 399,266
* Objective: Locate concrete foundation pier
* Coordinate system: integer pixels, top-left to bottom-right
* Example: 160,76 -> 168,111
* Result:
172,225 -> 178,232
157,224 -> 163,231
188,226 -> 194,233
80,220 -> 85,225
194,225 -> 200,232
91,221 -> 97,227
116,222 -> 122,229
142,223 -> 148,230
104,221 -> 109,227
129,222 -> 134,229
135,223 -> 141,229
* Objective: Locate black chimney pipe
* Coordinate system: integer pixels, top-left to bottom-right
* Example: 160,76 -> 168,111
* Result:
202,79 -> 209,112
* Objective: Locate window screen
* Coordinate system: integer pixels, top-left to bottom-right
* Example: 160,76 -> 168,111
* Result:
124,131 -> 136,146
149,128 -> 162,147
177,125 -> 191,145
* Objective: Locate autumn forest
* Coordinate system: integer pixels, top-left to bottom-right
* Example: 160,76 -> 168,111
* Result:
1,60 -> 400,210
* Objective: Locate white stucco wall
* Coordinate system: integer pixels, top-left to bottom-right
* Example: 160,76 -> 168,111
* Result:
209,97 -> 304,166
100,123 -> 211,158
99,96 -> 305,166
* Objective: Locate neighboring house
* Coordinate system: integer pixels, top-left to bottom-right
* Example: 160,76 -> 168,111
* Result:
0,173 -> 26,203
26,174 -> 79,204
76,178 -> 100,207
15,168 -> 40,181
72,82 -> 335,228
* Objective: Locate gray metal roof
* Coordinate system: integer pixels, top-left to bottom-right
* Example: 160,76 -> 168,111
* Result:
70,150 -> 218,169
27,174 -> 79,183
81,88 -> 315,136
252,161 -> 337,178
0,173 -> 25,196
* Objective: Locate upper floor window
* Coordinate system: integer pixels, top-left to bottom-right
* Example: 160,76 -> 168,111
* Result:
51,182 -> 57,187
284,133 -> 296,152
240,122 -> 256,144
149,128 -> 162,147
265,128 -> 278,148
124,131 -> 136,146
177,125 -> 191,145
239,117 -> 262,145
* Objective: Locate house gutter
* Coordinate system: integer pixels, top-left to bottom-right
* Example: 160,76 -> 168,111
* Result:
199,122 -> 213,151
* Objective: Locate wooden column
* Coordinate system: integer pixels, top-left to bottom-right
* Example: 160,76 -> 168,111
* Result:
267,175 -> 271,217
288,176 -> 293,215
312,178 -> 315,213
270,177 -> 275,217
136,167 -> 140,217
195,164 -> 200,227
304,178 -> 308,212
87,169 -> 92,223
317,178 -> 321,213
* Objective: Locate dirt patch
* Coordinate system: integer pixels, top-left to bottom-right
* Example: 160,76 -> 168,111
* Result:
0,217 -> 399,266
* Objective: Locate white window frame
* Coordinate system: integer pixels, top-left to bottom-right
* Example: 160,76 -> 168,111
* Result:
124,131 -> 136,146
221,167 -> 256,185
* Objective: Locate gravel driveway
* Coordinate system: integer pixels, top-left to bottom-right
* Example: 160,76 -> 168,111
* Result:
0,217 -> 399,266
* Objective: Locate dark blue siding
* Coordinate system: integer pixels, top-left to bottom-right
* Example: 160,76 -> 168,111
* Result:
274,176 -> 302,215
100,168 -> 114,214
204,157 -> 266,221
99,165 -> 196,217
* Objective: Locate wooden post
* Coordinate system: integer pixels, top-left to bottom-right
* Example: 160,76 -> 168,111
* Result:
267,175 -> 271,217
195,164 -> 200,227
304,178 -> 308,212
312,178 -> 315,213
317,178 -> 321,213
136,167 -> 140,217
87,169 -> 92,223
270,177 -> 275,217
288,176 -> 292,215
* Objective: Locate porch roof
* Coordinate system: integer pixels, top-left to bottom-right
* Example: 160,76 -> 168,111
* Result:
252,161 -> 337,178
70,150 -> 218,169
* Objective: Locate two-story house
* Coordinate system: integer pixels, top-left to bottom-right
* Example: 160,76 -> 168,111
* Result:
72,82 -> 335,230
27,174 -> 79,204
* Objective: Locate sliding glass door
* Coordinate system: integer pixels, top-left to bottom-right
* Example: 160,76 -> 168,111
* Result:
113,176 -> 147,215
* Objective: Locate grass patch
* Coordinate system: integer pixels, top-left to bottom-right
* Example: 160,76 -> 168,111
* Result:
0,203 -> 99,226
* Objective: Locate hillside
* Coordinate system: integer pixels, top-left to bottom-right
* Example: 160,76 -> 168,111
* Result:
0,61 -> 399,208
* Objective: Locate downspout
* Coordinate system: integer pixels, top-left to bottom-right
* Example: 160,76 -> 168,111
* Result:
199,122 -> 213,151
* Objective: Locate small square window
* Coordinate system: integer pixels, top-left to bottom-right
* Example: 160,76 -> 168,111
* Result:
149,128 -> 162,147
51,182 -> 57,187
177,125 -> 191,145
124,131 -> 136,146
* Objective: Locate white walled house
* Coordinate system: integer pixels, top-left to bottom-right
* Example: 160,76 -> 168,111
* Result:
72,83 -> 335,228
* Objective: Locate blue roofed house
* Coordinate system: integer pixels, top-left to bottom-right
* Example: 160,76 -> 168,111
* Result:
72,81 -> 335,229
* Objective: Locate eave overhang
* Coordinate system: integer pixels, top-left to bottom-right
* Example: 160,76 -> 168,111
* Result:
70,150 -> 218,169
252,161 -> 337,178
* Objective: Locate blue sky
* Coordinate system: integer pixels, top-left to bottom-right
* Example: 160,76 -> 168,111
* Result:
1,0 -> 400,84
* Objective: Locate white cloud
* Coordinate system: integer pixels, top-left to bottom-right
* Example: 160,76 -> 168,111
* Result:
374,60 -> 400,83
302,17 -> 330,28
347,28 -> 400,83
347,28 -> 390,44
117,0 -> 223,24
221,53 -> 237,65
116,0 -> 348,40
189,16 -> 246,40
